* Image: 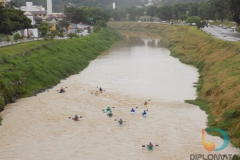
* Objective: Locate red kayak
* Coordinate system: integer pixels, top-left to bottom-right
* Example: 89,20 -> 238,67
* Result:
72,118 -> 79,121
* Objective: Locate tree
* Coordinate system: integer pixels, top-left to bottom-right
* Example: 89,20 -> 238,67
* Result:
228,0 -> 240,25
188,3 -> 199,17
38,22 -> 49,38
172,3 -> 188,20
6,1 -> 18,8
158,6 -> 172,21
75,28 -> 83,35
213,0 -> 227,21
0,8 -> 32,35
58,20 -> 70,31
147,5 -> 158,17
67,33 -> 78,39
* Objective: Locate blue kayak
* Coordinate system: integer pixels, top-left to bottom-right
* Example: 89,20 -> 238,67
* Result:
131,109 -> 135,113
106,108 -> 111,112
142,113 -> 147,117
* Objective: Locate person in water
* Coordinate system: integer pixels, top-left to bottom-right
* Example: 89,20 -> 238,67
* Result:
148,142 -> 153,148
73,114 -> 79,120
144,101 -> 148,105
119,118 -> 123,124
99,87 -> 103,93
131,108 -> 135,112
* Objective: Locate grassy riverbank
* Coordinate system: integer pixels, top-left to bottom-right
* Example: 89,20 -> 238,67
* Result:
108,22 -> 240,149
0,27 -> 122,124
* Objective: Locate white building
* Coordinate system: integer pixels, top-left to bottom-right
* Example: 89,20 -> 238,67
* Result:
20,2 -> 45,12
47,0 -> 52,14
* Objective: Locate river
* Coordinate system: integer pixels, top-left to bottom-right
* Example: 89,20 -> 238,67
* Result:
0,36 -> 239,159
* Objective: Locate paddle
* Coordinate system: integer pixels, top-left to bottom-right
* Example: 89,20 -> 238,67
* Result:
68,116 -> 82,119
142,144 -> 158,147
115,119 -> 126,123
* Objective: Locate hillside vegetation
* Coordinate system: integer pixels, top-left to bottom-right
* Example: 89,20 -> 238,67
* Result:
108,22 -> 240,148
0,27 -> 122,122
15,0 -> 207,12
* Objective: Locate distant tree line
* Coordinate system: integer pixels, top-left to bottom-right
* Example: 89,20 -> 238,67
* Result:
65,6 -> 110,25
110,0 -> 240,25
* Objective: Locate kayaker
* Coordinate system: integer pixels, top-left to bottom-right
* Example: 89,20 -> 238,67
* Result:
118,118 -> 123,124
108,111 -> 113,117
148,142 -> 153,148
59,87 -> 65,93
142,110 -> 147,115
144,101 -> 148,105
131,108 -> 135,112
73,114 -> 79,121
95,91 -> 99,96
106,106 -> 111,111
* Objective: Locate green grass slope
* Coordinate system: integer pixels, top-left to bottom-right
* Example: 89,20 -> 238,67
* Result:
0,27 -> 122,124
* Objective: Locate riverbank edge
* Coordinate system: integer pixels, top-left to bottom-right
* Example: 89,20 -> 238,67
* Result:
107,22 -> 240,158
0,27 -> 122,125
167,35 -> 240,160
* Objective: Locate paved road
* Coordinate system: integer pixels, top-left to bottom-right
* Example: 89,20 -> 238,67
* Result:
203,25 -> 240,41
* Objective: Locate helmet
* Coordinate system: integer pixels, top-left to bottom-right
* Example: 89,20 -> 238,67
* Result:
149,142 -> 152,144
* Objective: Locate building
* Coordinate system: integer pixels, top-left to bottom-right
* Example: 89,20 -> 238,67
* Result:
47,0 -> 52,14
0,0 -> 10,6
20,2 -> 46,12
0,0 -> 6,6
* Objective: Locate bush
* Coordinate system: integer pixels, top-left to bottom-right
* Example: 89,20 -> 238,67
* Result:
186,16 -> 201,24
68,33 -> 79,39
96,20 -> 106,27
223,110 -> 240,120
6,36 -> 11,42
13,33 -> 20,42
94,25 -> 101,32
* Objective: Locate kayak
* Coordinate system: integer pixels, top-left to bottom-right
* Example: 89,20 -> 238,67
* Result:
59,90 -> 65,93
148,146 -> 153,151
118,121 -> 123,125
142,113 -> 147,117
107,113 -> 113,117
72,118 -> 79,121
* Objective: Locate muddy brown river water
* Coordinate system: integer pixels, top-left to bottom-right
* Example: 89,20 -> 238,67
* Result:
0,36 -> 239,160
